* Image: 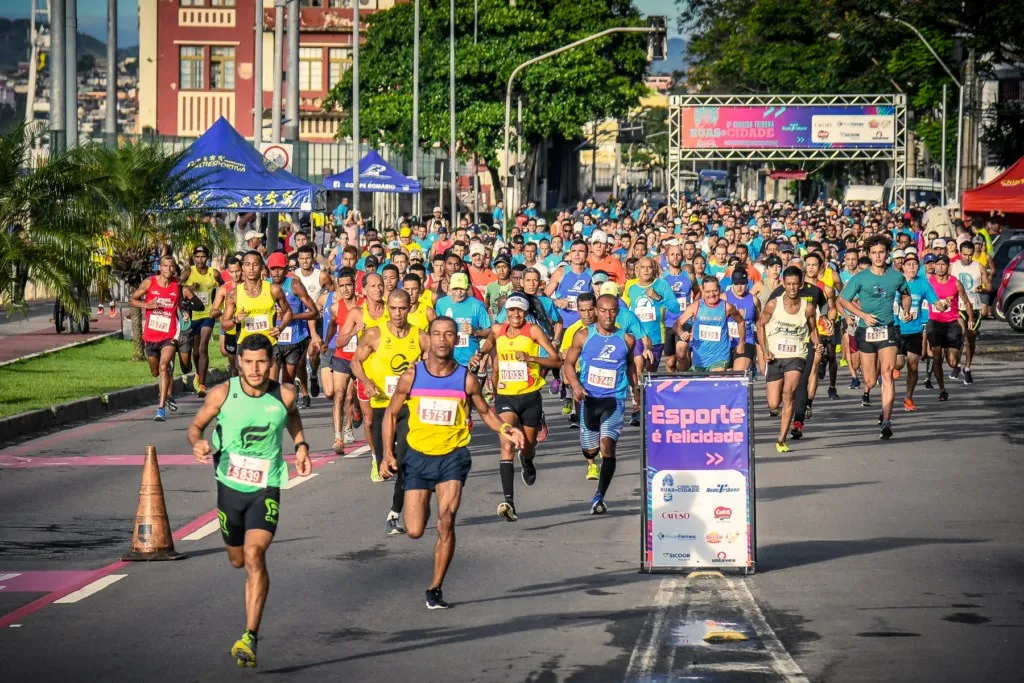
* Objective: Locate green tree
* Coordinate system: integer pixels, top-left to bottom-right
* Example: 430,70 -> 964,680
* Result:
323,0 -> 651,202
78,142 -> 231,359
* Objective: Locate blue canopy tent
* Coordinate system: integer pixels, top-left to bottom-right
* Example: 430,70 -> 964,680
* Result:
166,117 -> 321,212
323,150 -> 421,193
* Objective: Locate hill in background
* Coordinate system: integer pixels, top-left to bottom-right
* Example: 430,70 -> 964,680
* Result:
0,18 -> 137,71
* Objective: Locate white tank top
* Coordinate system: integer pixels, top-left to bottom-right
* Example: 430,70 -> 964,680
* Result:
766,296 -> 808,359
950,260 -> 982,307
296,268 -> 323,306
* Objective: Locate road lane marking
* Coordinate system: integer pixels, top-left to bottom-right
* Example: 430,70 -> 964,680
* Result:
282,472 -> 319,489
53,575 -> 126,604
181,520 -> 221,541
342,444 -> 370,459
624,575 -> 683,678
0,573 -> 22,582
732,579 -> 807,681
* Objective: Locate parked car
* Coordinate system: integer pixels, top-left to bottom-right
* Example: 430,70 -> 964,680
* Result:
996,252 -> 1024,332
991,229 -> 1024,283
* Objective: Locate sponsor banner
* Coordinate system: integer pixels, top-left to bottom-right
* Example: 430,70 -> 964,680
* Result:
678,105 -> 895,150
643,376 -> 754,571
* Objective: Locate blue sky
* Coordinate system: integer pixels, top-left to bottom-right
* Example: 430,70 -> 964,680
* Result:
2,0 -> 679,46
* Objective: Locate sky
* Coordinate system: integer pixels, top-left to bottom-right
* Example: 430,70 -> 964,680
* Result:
1,0 -> 679,47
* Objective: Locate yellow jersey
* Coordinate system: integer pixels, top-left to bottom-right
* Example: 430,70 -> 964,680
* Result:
405,362 -> 472,455
495,323 -> 544,395
367,323 -> 422,409
408,303 -> 431,332
184,266 -> 218,321
236,280 -> 277,345
560,319 -> 585,354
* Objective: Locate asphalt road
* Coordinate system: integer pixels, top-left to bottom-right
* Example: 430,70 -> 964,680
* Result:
1,329 -> 1023,682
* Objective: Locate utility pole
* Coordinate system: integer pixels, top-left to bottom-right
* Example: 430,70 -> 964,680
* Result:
50,0 -> 66,150
272,0 -> 284,144
941,83 -> 947,206
104,0 -> 117,144
284,0 -> 299,142
352,0 -> 361,224
514,96 -> 522,213
590,121 -> 597,198
961,48 -> 977,193
412,0 -> 420,217
254,0 -> 264,143
448,0 -> 457,229
65,0 -> 78,147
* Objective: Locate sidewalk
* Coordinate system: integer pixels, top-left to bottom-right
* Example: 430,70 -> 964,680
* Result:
0,301 -> 124,364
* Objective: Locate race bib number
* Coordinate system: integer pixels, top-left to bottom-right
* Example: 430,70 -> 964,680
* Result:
277,326 -> 293,344
635,299 -> 657,323
911,306 -> 920,320
774,337 -> 800,355
586,366 -> 616,390
417,398 -> 458,426
728,320 -> 740,339
456,321 -> 471,348
225,453 -> 270,489
499,361 -> 529,383
865,326 -> 888,343
244,314 -> 270,333
147,312 -> 172,333
676,296 -> 688,309
698,325 -> 722,342
343,335 -> 358,352
565,297 -> 578,312
197,291 -> 210,306
384,375 -> 399,397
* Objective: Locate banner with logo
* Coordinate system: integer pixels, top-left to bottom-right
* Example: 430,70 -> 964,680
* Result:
641,374 -> 755,573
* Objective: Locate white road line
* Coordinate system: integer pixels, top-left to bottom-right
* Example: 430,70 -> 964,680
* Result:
0,573 -> 22,582
623,575 -> 683,679
342,444 -> 370,459
282,472 -> 319,490
181,520 -> 221,541
732,579 -> 808,682
54,575 -> 126,604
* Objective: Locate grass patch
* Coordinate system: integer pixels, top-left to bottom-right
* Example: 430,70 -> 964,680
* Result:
0,336 -> 230,419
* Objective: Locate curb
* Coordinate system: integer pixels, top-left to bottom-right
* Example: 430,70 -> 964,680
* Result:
0,368 -> 231,446
0,331 -> 124,368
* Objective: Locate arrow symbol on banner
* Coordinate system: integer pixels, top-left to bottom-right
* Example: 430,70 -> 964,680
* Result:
797,136 -> 805,143
774,106 -> 786,117
706,452 -> 724,465
762,107 -> 775,118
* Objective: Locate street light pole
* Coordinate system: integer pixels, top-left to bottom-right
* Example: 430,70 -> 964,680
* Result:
104,0 -> 117,144
272,0 -> 284,144
412,0 -> 420,217
941,83 -> 947,206
449,0 -> 457,229
285,0 -> 299,142
65,0 -> 78,147
254,1 -> 264,143
353,0 -> 361,224
50,0 -> 66,150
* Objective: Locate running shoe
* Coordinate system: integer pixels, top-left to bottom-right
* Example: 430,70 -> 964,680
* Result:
97,304 -> 104,315
877,412 -> 884,426
332,438 -> 345,455
352,406 -> 363,429
904,397 -> 917,412
310,374 -> 320,398
892,368 -> 901,381
924,376 -> 934,389
963,369 -> 974,385
768,408 -> 780,418
549,379 -> 561,395
948,366 -> 961,380
629,409 -> 641,427
849,377 -> 861,390
827,387 -> 839,400
109,303 -> 118,318
153,407 -> 166,422
569,412 -> 580,429
938,390 -> 949,401
385,515 -> 405,536
196,383 -> 207,398
300,395 -> 311,409
590,493 -> 607,515
586,462 -> 599,480
231,631 -> 258,668
537,416 -> 549,443
561,398 -> 573,415
861,392 -> 871,407
166,396 -> 178,412
497,501 -> 518,522
790,421 -> 803,440
343,428 -> 355,444
370,458 -> 383,483
880,420 -> 893,440
775,441 -> 790,453
519,450 -> 537,486
425,587 -> 450,610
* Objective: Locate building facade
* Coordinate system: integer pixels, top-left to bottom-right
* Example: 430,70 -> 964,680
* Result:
137,0 -> 394,141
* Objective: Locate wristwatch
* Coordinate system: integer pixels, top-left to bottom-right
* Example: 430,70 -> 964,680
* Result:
295,441 -> 311,452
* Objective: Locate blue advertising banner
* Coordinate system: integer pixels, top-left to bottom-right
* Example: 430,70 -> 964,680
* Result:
642,374 -> 756,573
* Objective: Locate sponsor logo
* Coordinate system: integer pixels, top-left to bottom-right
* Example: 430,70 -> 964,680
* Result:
817,130 -> 829,140
362,163 -> 391,179
706,483 -> 740,494
781,122 -> 808,132
657,532 -> 698,541
662,552 -> 691,560
661,511 -> 691,520
705,531 -> 722,544
714,506 -> 732,521
712,551 -> 735,563
725,531 -> 742,543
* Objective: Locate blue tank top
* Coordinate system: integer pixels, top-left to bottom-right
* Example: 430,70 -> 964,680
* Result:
725,290 -> 756,345
555,267 -> 593,327
579,325 -> 630,399
691,300 -> 731,367
663,271 -> 692,328
280,277 -> 309,344
321,290 -> 336,350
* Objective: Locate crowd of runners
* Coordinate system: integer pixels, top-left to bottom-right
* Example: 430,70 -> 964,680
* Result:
120,195 -> 1003,666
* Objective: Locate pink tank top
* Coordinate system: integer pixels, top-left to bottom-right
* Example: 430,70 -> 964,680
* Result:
928,275 -> 959,323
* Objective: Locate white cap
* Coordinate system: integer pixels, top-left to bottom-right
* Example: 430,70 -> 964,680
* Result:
892,249 -> 906,259
573,221 -> 584,232
469,242 -> 488,256
589,229 -> 607,244
537,217 -> 547,227
433,206 -> 443,212
932,238 -> 947,247
244,230 -> 262,241
504,294 -> 530,311
771,221 -> 784,232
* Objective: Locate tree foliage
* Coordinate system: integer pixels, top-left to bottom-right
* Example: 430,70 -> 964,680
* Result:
323,0 -> 651,200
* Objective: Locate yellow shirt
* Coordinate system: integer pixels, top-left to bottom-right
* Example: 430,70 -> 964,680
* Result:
495,323 -> 544,395
560,319 -> 585,354
408,304 -> 431,332
236,280 -> 277,345
367,323 -> 422,409
184,266 -> 218,321
405,364 -> 472,456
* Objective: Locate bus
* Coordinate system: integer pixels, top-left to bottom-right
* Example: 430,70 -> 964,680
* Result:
698,170 -> 730,200
882,177 -> 943,210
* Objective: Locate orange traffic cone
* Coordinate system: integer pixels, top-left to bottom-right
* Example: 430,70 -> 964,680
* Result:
122,445 -> 186,561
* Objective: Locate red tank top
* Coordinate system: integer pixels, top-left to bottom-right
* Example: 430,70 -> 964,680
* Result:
928,275 -> 959,323
142,276 -> 181,343
333,297 -> 359,361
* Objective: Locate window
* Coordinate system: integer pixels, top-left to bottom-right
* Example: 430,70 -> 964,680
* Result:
328,48 -> 351,88
301,0 -> 325,7
299,47 -> 323,91
210,47 -> 236,89
179,46 -> 204,90
180,0 -> 203,6
210,0 -> 236,6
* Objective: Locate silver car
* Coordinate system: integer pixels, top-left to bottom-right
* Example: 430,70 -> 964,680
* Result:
997,252 -> 1024,332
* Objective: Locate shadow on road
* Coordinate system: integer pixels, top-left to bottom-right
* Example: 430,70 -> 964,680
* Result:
757,536 -> 988,572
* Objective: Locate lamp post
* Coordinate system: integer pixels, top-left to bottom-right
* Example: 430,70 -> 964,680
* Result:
412,0 -> 420,217
449,0 -> 457,229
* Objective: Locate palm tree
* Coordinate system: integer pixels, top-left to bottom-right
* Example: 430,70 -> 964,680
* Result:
0,123 -> 99,320
79,140 -> 232,359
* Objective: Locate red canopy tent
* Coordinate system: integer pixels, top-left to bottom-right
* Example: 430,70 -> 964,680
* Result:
962,154 -> 1024,215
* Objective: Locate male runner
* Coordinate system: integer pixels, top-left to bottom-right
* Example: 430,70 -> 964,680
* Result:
894,253 -> 940,411
558,292 -> 598,453
210,255 -> 243,377
435,272 -> 492,368
130,254 -> 205,421
661,243 -> 693,372
221,251 -> 293,356
673,277 -> 747,373
351,289 -> 429,535
267,252 -> 317,402
379,317 -> 525,609
757,266 -> 820,452
838,235 -> 911,439
188,334 -> 311,667
294,244 -> 332,396
319,268 -> 358,452
623,256 -> 680,370
562,294 -> 638,514
724,270 -> 758,373
950,240 -> 987,384
181,245 -> 223,396
926,254 -> 973,401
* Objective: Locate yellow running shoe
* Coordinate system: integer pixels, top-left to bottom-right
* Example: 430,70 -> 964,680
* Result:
370,457 -> 383,483
586,463 -> 599,480
775,441 -> 790,453
231,631 -> 257,668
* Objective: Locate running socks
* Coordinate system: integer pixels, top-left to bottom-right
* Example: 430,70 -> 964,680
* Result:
597,456 -> 617,497
500,461 -> 515,502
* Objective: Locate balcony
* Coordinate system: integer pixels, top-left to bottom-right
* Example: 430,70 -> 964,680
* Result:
179,8 -> 236,28
178,91 -> 235,136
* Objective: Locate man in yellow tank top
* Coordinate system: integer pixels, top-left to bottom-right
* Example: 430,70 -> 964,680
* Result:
181,245 -> 224,397
380,316 -> 525,610
478,293 -> 561,522
403,272 -> 435,331
351,289 -> 429,535
222,251 -> 293,381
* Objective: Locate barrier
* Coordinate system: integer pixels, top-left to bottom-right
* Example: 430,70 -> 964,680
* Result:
641,372 -> 756,574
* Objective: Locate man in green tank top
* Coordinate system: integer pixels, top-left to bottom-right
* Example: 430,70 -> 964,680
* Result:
189,334 -> 312,668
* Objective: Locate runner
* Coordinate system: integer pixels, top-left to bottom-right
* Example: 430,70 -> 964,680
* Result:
950,240 -> 987,384
210,255 -> 242,378
623,256 -> 680,371
221,251 -> 294,378
404,272 -> 436,331
350,289 -> 429,535
926,254 -> 974,401
562,294 -> 639,514
320,268 -> 359,453
558,292 -> 599,445
479,293 -> 561,522
661,243 -> 693,372
294,244 -> 332,398
129,254 -> 206,421
838,235 -> 912,440
672,277 -> 747,373
894,252 -> 940,411
180,245 -> 223,397
757,266 -> 821,452
724,269 -> 758,372
379,316 -> 525,610
267,252 -> 317,402
188,333 -> 312,667
435,272 -> 492,368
